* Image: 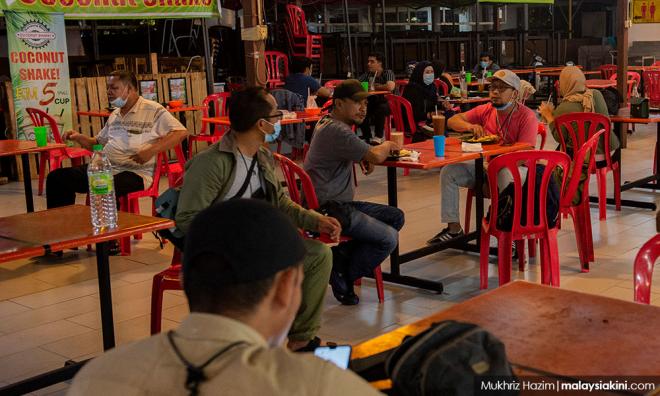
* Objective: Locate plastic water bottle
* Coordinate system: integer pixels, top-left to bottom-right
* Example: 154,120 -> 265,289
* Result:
459,66 -> 468,99
88,144 -> 117,232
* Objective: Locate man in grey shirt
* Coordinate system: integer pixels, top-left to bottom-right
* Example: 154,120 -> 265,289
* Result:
304,79 -> 405,305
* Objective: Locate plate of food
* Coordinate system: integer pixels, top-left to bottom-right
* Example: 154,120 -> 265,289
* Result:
459,134 -> 500,144
387,148 -> 413,160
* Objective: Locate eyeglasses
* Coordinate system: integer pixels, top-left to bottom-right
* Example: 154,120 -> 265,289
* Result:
489,84 -> 513,93
263,111 -> 284,120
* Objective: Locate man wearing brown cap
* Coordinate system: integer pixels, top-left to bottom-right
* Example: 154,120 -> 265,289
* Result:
70,199 -> 381,396
304,79 -> 405,305
428,70 -> 538,244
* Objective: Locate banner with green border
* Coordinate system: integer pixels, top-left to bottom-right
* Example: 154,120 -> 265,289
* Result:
6,11 -> 72,140
0,0 -> 220,19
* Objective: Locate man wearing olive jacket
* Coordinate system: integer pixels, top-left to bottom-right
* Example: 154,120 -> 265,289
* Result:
176,87 -> 341,352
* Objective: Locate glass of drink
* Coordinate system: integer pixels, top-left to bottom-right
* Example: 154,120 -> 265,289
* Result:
432,115 -> 446,136
390,131 -> 404,147
34,126 -> 48,147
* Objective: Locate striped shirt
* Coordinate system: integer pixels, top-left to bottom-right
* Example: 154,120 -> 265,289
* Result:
96,97 -> 185,186
358,69 -> 396,89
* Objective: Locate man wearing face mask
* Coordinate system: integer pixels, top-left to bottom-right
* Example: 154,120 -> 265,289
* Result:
175,87 -> 340,351
70,199 -> 381,396
472,52 -> 500,77
46,70 -> 188,212
428,70 -> 537,244
304,80 -> 404,305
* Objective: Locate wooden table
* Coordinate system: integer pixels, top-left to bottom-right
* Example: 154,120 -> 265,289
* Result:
203,110 -> 323,127
596,109 -> 660,212
0,140 -> 66,212
585,79 -> 617,89
166,105 -> 206,113
0,205 -> 174,394
374,140 -> 531,293
353,281 -> 660,381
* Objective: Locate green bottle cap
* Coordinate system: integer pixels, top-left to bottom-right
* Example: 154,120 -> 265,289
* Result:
93,144 -> 103,151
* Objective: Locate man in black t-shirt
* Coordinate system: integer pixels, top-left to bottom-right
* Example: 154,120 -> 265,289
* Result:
357,52 -> 395,144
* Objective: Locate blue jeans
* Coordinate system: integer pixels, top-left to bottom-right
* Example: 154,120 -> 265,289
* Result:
338,201 -> 405,282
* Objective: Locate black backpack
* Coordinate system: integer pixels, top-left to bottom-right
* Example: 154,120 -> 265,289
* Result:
495,164 -> 560,232
352,320 -> 517,396
600,87 -> 622,116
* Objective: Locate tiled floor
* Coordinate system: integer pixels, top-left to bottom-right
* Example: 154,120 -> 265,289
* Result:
1,123 -> 659,395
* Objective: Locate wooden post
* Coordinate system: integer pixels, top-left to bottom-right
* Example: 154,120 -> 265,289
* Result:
150,53 -> 159,75
241,0 -> 267,87
616,0 -> 629,147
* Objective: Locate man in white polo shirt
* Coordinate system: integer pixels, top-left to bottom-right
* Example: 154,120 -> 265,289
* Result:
46,70 -> 188,210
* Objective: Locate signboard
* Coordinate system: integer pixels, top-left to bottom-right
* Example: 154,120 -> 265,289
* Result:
633,0 -> 660,23
6,11 -> 72,140
0,0 -> 220,19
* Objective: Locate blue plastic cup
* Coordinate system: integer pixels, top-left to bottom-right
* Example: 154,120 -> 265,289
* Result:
433,135 -> 446,157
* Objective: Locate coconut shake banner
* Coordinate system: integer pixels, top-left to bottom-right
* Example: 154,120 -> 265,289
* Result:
6,11 -> 72,140
0,0 -> 220,19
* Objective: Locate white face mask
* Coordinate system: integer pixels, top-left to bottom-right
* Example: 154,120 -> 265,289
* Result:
110,86 -> 129,108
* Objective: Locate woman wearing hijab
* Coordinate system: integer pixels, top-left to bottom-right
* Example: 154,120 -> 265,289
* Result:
538,66 -> 619,203
539,65 -> 619,153
402,61 -> 454,133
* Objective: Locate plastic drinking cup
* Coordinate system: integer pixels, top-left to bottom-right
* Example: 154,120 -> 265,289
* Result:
465,72 -> 472,83
34,126 -> 47,147
361,82 -> 369,92
432,115 -> 446,136
390,131 -> 404,147
433,135 -> 446,157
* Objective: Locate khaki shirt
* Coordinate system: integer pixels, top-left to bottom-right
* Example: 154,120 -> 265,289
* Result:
69,313 -> 382,396
97,97 -> 185,186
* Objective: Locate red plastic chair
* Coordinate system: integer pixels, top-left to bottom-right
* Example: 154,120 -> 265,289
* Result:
554,112 -> 618,220
273,153 -> 385,303
26,108 -> 93,196
118,151 -> 165,255
265,51 -> 289,88
598,64 -> 618,79
633,233 -> 660,304
285,5 -> 322,59
434,79 -> 449,96
644,70 -> 660,109
160,144 -> 187,188
609,72 -> 641,100
557,130 -> 604,273
188,92 -> 230,158
151,248 -> 183,334
479,150 -> 571,289
384,94 -> 415,144
465,124 -> 545,236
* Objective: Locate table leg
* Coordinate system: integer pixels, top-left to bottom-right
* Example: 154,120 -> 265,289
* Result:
386,166 -> 399,275
21,154 -> 34,213
95,241 -> 116,350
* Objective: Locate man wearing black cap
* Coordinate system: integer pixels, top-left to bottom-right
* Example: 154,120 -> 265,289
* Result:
304,79 -> 405,305
175,87 -> 341,351
70,200 -> 381,395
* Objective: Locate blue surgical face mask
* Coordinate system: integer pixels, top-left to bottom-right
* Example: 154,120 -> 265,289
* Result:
262,120 -> 282,143
111,96 -> 127,108
493,100 -> 514,111
480,61 -> 489,69
423,73 -> 435,85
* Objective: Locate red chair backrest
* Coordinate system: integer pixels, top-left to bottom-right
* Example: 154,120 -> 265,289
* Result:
610,72 -> 641,99
598,64 -> 617,79
200,92 -> 231,136
286,4 -> 308,37
264,51 -> 289,87
554,112 -> 612,166
537,123 -> 547,150
395,79 -> 408,96
644,70 -> 660,107
486,150 -> 571,237
434,79 -> 449,96
324,80 -> 344,89
633,233 -> 660,304
25,108 -> 64,144
160,144 -> 187,188
560,130 -> 604,209
273,152 -> 320,210
385,94 -> 416,142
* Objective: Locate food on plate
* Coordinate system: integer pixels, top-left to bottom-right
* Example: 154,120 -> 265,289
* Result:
459,134 -> 500,144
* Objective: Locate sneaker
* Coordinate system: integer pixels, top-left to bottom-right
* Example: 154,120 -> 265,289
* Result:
370,137 -> 385,145
329,270 -> 359,305
427,227 -> 464,245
